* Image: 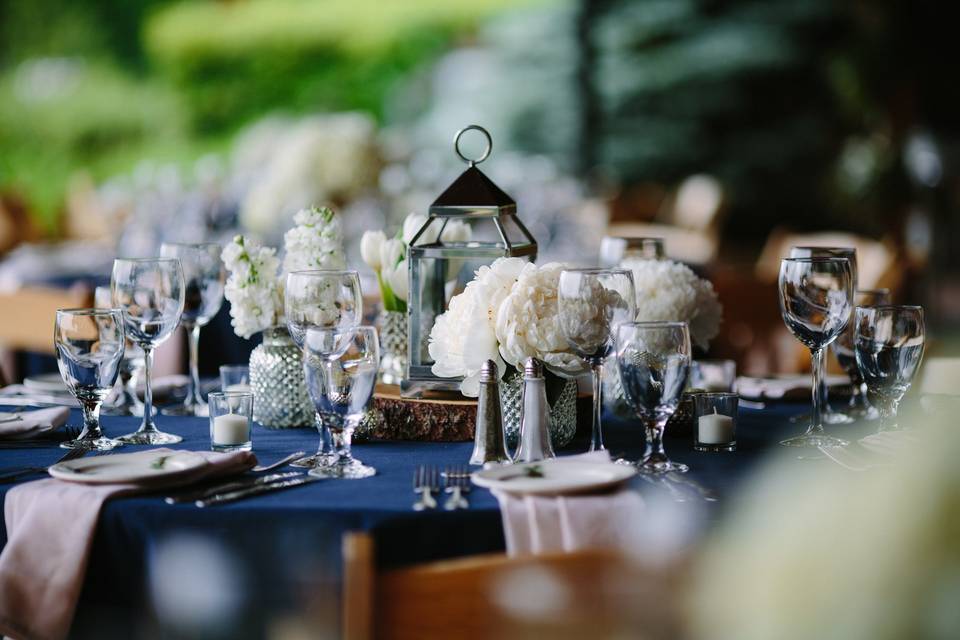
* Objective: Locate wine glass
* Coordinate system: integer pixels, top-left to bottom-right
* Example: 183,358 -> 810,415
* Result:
778,256 -> 854,448
303,326 -> 380,479
159,242 -> 225,417
615,321 -> 692,473
833,289 -> 891,420
94,285 -> 148,417
557,268 -> 636,452
285,270 -> 363,471
55,309 -> 125,450
599,237 -> 665,267
854,305 -> 925,431
111,258 -> 185,444
788,246 -> 858,425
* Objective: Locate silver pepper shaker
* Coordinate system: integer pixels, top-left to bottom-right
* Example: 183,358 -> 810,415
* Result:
470,360 -> 509,466
514,357 -> 556,463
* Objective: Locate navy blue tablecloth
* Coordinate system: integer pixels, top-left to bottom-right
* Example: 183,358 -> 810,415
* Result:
0,400 -> 841,638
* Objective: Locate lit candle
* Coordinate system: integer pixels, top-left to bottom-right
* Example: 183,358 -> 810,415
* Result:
698,408 -> 734,444
213,414 -> 250,445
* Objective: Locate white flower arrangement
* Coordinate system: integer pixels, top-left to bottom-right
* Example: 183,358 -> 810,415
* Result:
222,205 -> 346,339
621,257 -> 722,350
428,257 -> 586,397
359,212 -> 471,313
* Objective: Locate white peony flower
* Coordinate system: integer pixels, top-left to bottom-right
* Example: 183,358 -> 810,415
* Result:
387,258 -> 409,301
429,257 -> 526,396
222,235 -> 282,339
495,262 -> 587,377
622,258 -> 722,350
282,206 -> 346,273
360,230 -> 386,271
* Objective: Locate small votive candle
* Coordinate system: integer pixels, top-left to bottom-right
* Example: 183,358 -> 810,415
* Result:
694,392 -> 738,452
208,391 -> 253,452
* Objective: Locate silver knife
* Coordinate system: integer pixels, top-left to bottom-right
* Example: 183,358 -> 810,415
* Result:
164,471 -> 303,504
195,475 -> 320,507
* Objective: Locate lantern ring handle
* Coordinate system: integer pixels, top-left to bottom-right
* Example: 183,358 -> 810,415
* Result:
454,125 -> 492,166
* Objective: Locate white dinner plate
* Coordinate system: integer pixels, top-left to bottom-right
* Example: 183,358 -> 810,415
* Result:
49,450 -> 208,485
23,373 -> 70,395
472,460 -> 636,495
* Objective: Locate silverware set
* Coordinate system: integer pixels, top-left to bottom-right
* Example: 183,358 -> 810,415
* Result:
413,465 -> 471,511
163,451 -> 313,507
0,447 -> 87,483
0,427 -> 81,449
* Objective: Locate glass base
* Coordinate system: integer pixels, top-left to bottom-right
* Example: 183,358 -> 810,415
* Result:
102,403 -> 154,417
290,453 -> 338,469
637,458 -> 689,474
116,429 -> 183,445
790,410 -> 854,425
308,457 -> 376,479
211,441 -> 251,452
61,436 -> 123,451
780,433 -> 848,448
162,403 -> 209,417
694,441 -> 736,452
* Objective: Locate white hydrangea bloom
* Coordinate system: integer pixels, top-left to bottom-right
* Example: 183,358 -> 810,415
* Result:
222,235 -> 282,339
622,258 -> 722,350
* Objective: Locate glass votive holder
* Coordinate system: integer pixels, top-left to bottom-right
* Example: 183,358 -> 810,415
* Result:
208,392 -> 253,452
694,392 -> 738,452
220,365 -> 251,393
690,359 -> 737,392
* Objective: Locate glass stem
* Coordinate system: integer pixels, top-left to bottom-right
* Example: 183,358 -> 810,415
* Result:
140,346 -> 157,433
186,324 -> 203,408
879,398 -> 899,431
127,365 -> 142,409
80,400 -> 104,440
643,416 -> 667,461
331,428 -> 351,462
809,348 -> 825,435
315,412 -> 333,456
590,362 -> 605,451
817,348 -> 831,415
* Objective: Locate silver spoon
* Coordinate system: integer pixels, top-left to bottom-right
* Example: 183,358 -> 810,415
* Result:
252,451 -> 307,473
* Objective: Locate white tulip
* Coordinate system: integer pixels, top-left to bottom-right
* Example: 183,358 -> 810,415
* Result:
388,258 -> 409,301
360,230 -> 386,270
380,237 -> 405,271
402,212 -> 439,245
441,219 -> 472,244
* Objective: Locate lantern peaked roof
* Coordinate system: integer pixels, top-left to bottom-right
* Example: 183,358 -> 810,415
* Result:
429,166 -> 516,214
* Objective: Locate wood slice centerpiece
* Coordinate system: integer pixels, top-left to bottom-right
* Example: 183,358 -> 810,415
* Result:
372,384 -> 477,441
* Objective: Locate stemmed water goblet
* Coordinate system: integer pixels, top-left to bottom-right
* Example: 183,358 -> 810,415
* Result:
615,321 -> 692,473
778,256 -> 854,448
94,285 -> 148,417
159,242 -> 225,417
833,289 -> 891,420
788,246 -> 858,425
54,309 -> 126,450
854,305 -> 925,432
284,270 -> 363,471
111,258 -> 185,444
557,268 -> 636,452
302,325 -> 380,479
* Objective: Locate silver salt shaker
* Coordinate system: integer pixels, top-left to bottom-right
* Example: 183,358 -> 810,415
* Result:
514,357 -> 556,463
470,360 -> 510,466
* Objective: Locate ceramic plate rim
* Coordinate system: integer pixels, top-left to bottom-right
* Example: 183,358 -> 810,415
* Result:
471,460 -> 636,495
48,450 -> 208,484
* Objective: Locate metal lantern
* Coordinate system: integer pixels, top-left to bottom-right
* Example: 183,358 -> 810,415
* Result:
402,125 -> 537,397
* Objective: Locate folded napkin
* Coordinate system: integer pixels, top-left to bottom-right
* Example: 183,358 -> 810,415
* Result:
0,448 -> 256,640
492,452 -> 644,557
0,408 -> 69,440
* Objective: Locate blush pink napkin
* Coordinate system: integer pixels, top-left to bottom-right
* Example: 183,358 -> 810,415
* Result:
0,448 -> 256,640
0,408 -> 69,440
492,452 -> 645,557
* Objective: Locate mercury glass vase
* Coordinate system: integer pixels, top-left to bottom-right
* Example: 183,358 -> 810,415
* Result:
378,310 -> 407,386
499,368 -> 578,450
249,327 -> 314,429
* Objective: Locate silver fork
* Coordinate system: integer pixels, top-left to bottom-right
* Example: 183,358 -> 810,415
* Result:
442,465 -> 470,511
412,465 -> 438,511
0,447 -> 87,483
252,451 -> 307,472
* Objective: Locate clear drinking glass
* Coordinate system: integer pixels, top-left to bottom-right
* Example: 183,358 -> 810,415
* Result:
208,391 -> 253,452
557,268 -> 637,452
854,305 -> 925,431
303,326 -> 379,479
788,246 -> 858,425
55,309 -> 125,450
159,242 -> 225,417
111,258 -> 185,444
285,270 -> 363,471
833,289 -> 891,419
778,256 -> 854,448
94,285 -> 147,417
599,237 -> 666,267
615,321 -> 692,473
